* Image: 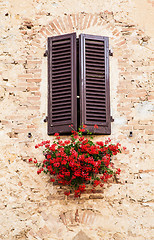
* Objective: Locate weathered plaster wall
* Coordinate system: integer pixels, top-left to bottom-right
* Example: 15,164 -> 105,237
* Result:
0,0 -> 154,239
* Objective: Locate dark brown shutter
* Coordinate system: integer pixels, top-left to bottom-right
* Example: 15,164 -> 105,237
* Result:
79,34 -> 111,134
48,33 -> 77,134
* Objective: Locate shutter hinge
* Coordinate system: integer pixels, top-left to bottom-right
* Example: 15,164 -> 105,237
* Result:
44,50 -> 48,57
44,116 -> 48,122
109,49 -> 113,56
110,116 -> 114,122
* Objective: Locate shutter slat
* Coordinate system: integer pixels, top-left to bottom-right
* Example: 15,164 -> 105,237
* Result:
79,34 -> 111,134
52,94 -> 71,100
52,39 -> 70,46
52,101 -> 71,107
85,55 -> 104,61
86,69 -> 105,75
52,76 -> 71,82
86,78 -> 105,83
52,71 -> 71,79
86,83 -> 105,88
52,57 -> 71,64
52,69 -> 71,76
53,84 -> 71,90
87,102 -> 105,107
86,59 -> 105,65
85,40 -> 105,46
52,55 -> 71,61
86,66 -> 105,71
52,60 -> 71,66
52,65 -> 71,71
52,47 -> 71,54
48,33 -> 77,134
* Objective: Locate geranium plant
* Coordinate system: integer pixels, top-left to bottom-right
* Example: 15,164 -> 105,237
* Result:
29,125 -> 124,198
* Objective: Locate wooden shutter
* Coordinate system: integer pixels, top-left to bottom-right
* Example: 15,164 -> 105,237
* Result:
48,33 -> 77,134
79,34 -> 111,134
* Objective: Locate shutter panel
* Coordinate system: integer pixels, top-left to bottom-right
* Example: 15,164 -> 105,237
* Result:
79,34 -> 111,134
48,33 -> 77,134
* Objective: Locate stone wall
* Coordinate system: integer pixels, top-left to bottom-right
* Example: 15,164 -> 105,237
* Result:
0,0 -> 153,239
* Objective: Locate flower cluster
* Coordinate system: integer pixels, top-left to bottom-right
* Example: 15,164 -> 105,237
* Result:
29,125 -> 125,197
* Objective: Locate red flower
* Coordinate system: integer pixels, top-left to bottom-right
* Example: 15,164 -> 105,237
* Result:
78,184 -> 86,192
79,128 -> 85,132
94,124 -> 98,129
116,168 -> 121,175
54,133 -> 60,139
74,189 -> 81,198
28,158 -> 32,162
64,140 -> 70,145
47,154 -> 51,159
34,159 -> 37,163
53,162 -> 60,168
54,133 -> 59,136
65,172 -> 70,177
93,180 -> 101,187
50,178 -> 55,182
64,191 -> 70,196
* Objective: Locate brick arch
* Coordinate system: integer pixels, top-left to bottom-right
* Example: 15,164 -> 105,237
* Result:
27,209 -> 105,239
32,11 -> 128,49
59,208 -> 103,227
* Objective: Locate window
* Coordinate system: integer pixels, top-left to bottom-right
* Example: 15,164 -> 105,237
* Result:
47,33 -> 111,135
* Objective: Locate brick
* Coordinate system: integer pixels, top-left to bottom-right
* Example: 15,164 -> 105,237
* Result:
139,120 -> 150,125
49,21 -> 61,35
112,29 -> 120,36
18,74 -> 33,78
57,16 -> 66,32
28,106 -> 40,110
26,78 -> 41,83
117,89 -> 127,93
148,95 -> 154,100
70,13 -> 76,29
37,225 -> 51,238
27,86 -> 40,91
33,92 -> 41,96
139,169 -> 154,173
116,40 -> 126,46
44,25 -> 54,36
78,13 -> 84,30
53,19 -> 64,33
27,60 -> 42,65
15,87 -> 27,91
89,194 -> 104,199
1,120 -> 11,125
27,124 -> 37,129
92,15 -> 98,26
27,69 -> 41,74
67,15 -> 73,31
13,128 -> 29,133
145,130 -> 154,135
82,14 -> 90,29
43,27 -> 51,37
127,90 -> 147,98
54,19 -> 64,34
27,96 -> 41,101
75,13 -> 80,29
87,14 -> 93,28
39,28 -> 48,38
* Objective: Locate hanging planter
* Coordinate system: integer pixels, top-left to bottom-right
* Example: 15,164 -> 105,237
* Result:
29,125 -> 125,198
